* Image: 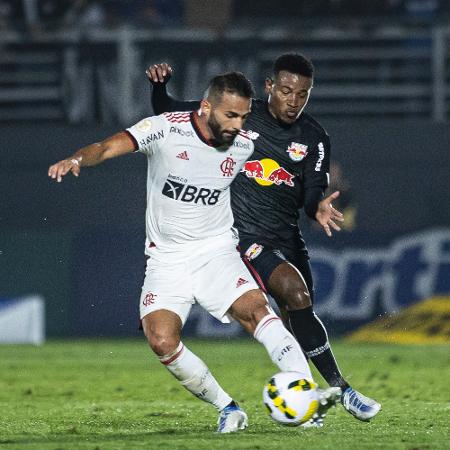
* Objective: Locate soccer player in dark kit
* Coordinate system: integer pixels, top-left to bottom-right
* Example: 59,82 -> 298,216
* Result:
147,54 -> 381,422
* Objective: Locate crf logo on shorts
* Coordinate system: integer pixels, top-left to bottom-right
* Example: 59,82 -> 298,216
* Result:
143,293 -> 157,306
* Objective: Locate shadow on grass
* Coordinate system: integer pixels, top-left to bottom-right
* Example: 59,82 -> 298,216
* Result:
0,425 -> 288,446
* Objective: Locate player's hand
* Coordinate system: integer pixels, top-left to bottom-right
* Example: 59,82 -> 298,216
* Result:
315,191 -> 344,237
48,157 -> 81,182
146,63 -> 173,84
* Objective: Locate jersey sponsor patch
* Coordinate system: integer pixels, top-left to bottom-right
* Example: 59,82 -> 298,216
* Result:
138,130 -> 165,152
315,142 -> 325,172
162,179 -> 221,205
233,139 -> 251,150
170,125 -> 194,137
287,142 -> 308,162
135,118 -> 152,132
241,159 -> 295,187
244,243 -> 264,261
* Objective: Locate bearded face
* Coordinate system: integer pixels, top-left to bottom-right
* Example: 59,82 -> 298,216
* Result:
207,109 -> 239,145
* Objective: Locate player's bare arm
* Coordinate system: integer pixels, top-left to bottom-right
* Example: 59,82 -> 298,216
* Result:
315,190 -> 345,237
48,131 -> 135,182
146,63 -> 173,84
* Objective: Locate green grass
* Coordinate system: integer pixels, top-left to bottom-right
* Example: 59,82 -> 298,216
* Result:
0,339 -> 449,449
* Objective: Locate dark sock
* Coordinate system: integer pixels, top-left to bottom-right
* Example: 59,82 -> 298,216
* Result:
288,306 -> 350,390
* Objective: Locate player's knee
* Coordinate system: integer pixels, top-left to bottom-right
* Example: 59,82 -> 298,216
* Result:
251,300 -> 272,325
141,310 -> 182,356
284,288 -> 311,310
142,321 -> 179,356
147,332 -> 179,357
230,289 -> 270,332
273,278 -> 311,310
268,263 -> 312,310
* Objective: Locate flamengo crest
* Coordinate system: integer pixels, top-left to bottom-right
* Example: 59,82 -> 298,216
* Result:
220,157 -> 236,177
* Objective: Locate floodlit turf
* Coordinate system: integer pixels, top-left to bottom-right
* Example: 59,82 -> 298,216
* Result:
0,339 -> 448,449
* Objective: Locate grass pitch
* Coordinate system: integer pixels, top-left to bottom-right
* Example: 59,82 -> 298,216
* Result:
0,339 -> 448,449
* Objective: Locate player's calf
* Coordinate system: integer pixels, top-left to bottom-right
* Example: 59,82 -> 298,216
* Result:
254,313 -> 313,378
229,290 -> 313,378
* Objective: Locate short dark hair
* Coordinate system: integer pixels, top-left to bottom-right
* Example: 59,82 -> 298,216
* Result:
206,72 -> 255,102
273,53 -> 314,78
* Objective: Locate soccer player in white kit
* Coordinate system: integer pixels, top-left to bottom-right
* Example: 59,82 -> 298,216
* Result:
48,72 -> 339,432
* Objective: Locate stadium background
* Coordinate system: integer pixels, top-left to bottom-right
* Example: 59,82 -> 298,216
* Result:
1,0 -> 449,341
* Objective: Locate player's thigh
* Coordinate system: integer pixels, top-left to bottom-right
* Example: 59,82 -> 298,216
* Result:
240,240 -> 313,309
266,261 -> 312,310
239,240 -> 287,288
192,248 -> 260,324
140,258 -> 194,326
228,288 -> 272,333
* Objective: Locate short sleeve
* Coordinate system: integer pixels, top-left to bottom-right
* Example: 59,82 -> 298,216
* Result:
126,115 -> 168,156
302,133 -> 330,189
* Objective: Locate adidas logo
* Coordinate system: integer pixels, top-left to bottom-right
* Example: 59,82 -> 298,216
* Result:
236,277 -> 249,288
176,151 -> 189,160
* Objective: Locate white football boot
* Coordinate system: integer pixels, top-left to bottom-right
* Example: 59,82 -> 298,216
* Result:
217,403 -> 248,433
341,387 -> 381,421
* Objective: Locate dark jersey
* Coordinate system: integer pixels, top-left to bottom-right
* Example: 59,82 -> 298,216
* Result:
151,94 -> 330,251
233,99 -> 330,249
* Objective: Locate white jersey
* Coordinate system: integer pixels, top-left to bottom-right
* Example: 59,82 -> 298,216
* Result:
126,111 -> 254,258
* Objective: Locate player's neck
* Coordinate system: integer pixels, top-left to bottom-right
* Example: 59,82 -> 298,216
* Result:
192,111 -> 221,148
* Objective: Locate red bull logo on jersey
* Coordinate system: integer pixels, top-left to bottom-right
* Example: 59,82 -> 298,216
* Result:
241,158 -> 295,187
244,243 -> 264,261
287,142 -> 308,162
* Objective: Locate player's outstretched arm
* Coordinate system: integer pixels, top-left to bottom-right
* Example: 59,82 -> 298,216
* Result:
48,131 -> 135,182
315,191 -> 345,237
147,62 -> 200,114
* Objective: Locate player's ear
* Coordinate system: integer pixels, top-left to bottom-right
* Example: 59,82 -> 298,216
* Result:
200,99 -> 211,117
265,77 -> 274,95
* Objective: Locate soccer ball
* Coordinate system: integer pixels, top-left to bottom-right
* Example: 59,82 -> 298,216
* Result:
263,372 -> 319,426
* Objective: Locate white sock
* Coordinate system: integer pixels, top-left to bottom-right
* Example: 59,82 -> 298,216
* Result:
254,314 -> 312,379
159,342 -> 232,411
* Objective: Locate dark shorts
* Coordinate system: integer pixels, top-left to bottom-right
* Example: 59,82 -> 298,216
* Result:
238,236 -> 315,303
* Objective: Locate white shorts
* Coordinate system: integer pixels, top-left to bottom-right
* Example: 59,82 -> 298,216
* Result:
139,244 -> 260,325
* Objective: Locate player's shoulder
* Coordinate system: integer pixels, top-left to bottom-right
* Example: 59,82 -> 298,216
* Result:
128,114 -> 168,136
251,98 -> 266,114
237,129 -> 256,142
299,112 -> 329,138
161,111 -> 192,124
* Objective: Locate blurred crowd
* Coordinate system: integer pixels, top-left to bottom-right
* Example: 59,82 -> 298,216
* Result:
0,0 -> 184,33
0,0 -> 446,34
